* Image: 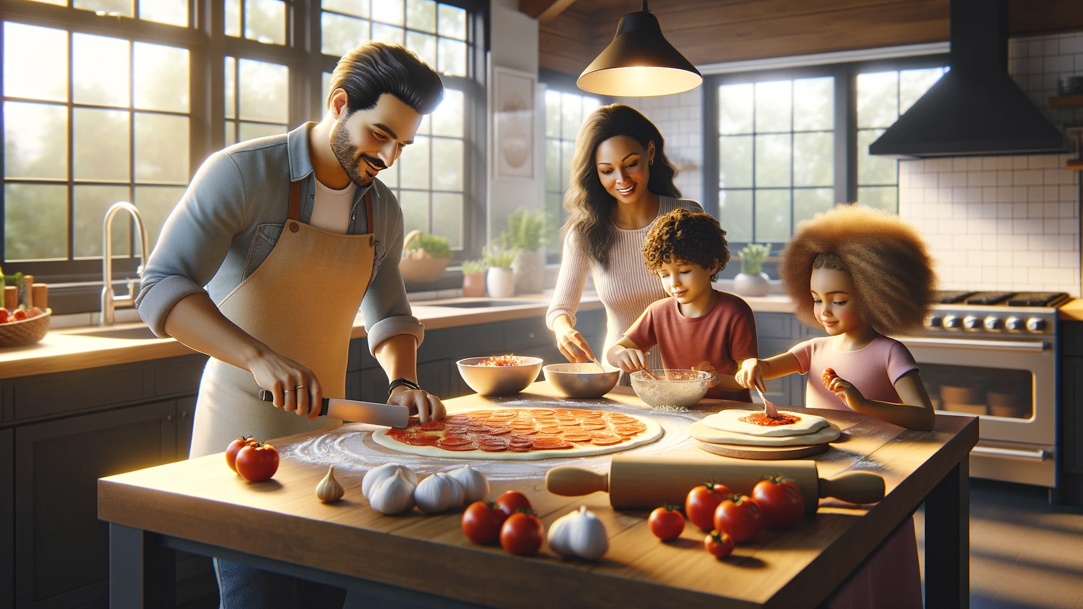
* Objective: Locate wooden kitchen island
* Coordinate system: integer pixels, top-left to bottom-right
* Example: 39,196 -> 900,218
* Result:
98,383 -> 977,609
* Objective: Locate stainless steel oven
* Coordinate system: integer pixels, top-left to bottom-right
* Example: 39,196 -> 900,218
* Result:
892,291 -> 1067,487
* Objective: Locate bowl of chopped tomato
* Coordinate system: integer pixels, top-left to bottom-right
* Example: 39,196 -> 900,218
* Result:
456,355 -> 544,395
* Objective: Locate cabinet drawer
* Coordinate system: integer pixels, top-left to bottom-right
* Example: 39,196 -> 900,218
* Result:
154,354 -> 208,396
504,318 -> 551,350
13,365 -> 151,421
754,313 -> 792,339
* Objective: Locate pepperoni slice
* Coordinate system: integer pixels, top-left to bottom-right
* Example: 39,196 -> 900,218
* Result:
445,415 -> 474,424
419,421 -> 446,430
484,426 -> 513,435
607,413 -> 635,424
477,438 -> 509,451
438,442 -> 479,451
531,437 -> 574,450
399,436 -> 440,446
561,432 -> 592,443
581,423 -> 608,431
529,409 -> 554,416
589,433 -> 623,445
439,435 -> 473,446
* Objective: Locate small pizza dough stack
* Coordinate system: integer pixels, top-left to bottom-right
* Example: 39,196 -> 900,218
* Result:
689,409 -> 841,459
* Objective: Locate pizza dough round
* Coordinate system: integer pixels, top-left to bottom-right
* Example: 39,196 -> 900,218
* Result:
689,420 -> 841,447
701,408 -> 830,437
371,409 -> 664,461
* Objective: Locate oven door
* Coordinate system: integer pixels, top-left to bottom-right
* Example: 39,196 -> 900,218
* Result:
896,335 -> 1055,447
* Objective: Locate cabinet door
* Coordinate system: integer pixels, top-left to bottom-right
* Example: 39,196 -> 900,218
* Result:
2,428 -> 12,609
177,396 -> 196,461
14,400 -> 177,609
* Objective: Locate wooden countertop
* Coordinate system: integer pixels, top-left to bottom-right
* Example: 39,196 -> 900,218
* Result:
99,383 -> 977,608
1059,298 -> 1083,320
0,295 -> 603,380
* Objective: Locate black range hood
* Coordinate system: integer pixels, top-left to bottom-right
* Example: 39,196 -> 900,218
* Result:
869,0 -> 1069,159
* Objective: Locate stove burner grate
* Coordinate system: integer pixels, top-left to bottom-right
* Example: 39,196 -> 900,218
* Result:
1006,292 -> 1070,307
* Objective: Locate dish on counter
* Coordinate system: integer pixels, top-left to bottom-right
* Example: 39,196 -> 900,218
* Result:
0,307 -> 51,348
543,363 -> 619,399
629,369 -> 711,408
457,356 -> 543,395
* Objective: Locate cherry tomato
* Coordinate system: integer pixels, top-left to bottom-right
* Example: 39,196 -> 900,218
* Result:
499,511 -> 544,556
822,367 -> 839,391
493,490 -> 532,518
12,309 -> 27,322
225,436 -> 257,473
713,495 -> 762,544
234,441 -> 279,482
752,477 -> 805,530
648,505 -> 685,541
462,501 -> 507,545
685,482 -> 731,531
705,530 -> 734,559
0,309 -> 8,324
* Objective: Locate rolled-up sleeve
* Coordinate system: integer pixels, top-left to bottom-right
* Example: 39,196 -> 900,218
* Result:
361,191 -> 424,354
136,151 -> 248,337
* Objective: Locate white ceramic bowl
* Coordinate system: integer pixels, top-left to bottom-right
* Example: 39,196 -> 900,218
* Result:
456,356 -> 544,396
543,363 -> 619,399
629,369 -> 711,407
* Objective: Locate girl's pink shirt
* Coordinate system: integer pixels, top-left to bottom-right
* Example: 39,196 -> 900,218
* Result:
789,334 -> 918,411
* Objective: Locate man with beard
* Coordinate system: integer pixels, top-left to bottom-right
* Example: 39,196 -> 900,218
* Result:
136,42 -> 445,605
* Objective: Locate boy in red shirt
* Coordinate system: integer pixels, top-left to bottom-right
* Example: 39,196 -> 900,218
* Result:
606,208 -> 758,402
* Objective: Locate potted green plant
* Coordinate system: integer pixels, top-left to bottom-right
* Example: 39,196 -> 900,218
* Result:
400,231 -> 452,283
483,237 -> 516,298
505,207 -> 547,295
461,259 -> 487,298
733,243 -> 772,297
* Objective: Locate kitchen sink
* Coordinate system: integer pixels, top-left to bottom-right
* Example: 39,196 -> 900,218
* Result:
65,326 -> 161,340
427,300 -> 546,309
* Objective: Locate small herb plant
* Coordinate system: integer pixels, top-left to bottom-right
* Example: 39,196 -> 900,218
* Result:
461,259 -> 486,274
505,207 -> 546,252
738,243 -> 771,275
483,236 -> 516,269
403,232 -> 452,259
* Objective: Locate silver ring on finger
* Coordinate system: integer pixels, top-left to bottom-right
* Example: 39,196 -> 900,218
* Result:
284,388 -> 294,392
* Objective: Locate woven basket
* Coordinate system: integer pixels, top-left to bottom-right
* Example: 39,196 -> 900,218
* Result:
0,308 -> 51,348
400,230 -> 451,283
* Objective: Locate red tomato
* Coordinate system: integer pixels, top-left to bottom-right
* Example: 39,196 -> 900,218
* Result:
752,478 -> 805,530
499,511 -> 544,556
12,309 -> 27,322
26,308 -> 42,319
493,490 -> 532,518
685,482 -> 731,531
0,309 -> 8,324
704,530 -> 734,559
225,436 -> 257,473
462,501 -> 507,545
713,495 -> 762,544
234,441 -> 279,482
648,506 -> 685,541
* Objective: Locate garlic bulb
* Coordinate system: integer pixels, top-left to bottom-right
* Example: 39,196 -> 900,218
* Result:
367,470 -> 416,515
362,463 -> 417,500
547,506 -> 608,561
414,472 -> 465,514
447,465 -> 489,504
315,466 -> 345,502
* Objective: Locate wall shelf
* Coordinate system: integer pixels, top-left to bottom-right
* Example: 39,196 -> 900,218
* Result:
1051,95 -> 1083,107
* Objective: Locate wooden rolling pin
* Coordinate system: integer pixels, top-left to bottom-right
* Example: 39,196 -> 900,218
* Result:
546,454 -> 884,514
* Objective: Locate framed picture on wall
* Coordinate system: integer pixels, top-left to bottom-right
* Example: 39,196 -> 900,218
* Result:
493,66 -> 535,179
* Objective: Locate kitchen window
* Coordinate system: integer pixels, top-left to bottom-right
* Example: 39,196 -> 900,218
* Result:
705,57 -> 948,255
543,85 -> 600,256
1,0 -> 487,304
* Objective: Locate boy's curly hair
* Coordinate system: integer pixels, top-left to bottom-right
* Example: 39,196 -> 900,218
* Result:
779,205 -> 936,335
642,209 -> 730,281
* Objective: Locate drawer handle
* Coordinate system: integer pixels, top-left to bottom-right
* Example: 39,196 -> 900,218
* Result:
971,446 -> 1049,461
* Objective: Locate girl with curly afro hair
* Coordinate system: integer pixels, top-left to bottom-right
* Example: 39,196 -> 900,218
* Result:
607,209 -> 759,402
735,205 -> 937,432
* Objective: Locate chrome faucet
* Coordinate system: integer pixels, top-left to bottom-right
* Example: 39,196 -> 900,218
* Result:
101,202 -> 150,326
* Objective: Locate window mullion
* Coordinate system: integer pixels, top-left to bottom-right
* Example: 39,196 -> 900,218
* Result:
701,81 -> 718,218
834,66 -> 856,205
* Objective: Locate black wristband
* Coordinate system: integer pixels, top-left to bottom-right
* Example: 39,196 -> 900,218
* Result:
388,377 -> 421,394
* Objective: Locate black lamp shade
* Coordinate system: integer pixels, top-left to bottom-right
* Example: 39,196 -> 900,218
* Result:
577,9 -> 702,97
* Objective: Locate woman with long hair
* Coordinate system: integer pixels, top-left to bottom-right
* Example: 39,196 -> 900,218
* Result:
546,104 -> 703,374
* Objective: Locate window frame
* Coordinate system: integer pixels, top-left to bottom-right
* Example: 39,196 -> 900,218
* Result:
702,53 -> 949,272
1,0 -> 489,300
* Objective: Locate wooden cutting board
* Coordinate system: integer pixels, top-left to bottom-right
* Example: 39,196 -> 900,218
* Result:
693,438 -> 830,460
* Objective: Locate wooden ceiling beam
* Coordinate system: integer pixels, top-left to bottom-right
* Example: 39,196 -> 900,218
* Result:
519,0 -> 581,21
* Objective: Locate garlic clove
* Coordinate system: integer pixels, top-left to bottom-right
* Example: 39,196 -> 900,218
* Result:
362,463 -> 417,500
546,506 -> 608,561
437,472 -> 465,507
414,474 -> 453,514
447,464 -> 489,504
368,470 -> 416,515
316,466 -> 345,503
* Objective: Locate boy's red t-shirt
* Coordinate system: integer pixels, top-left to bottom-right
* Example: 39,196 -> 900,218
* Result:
624,290 -> 758,402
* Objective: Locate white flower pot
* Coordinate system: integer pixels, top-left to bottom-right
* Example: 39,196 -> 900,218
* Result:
486,267 -> 515,298
733,272 -> 770,297
511,249 -> 545,295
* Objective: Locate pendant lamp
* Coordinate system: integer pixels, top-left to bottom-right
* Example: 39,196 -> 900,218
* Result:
577,0 -> 702,98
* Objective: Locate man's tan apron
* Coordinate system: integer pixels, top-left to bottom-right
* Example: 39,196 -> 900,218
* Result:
189,182 -> 375,458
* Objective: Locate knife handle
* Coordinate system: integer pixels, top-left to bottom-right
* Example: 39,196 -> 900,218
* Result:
257,390 -> 329,416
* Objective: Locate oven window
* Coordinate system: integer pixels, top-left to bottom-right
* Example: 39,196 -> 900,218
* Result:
919,364 -> 1032,419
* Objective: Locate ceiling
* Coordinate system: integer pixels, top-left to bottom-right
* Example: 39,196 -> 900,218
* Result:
518,0 -> 1083,76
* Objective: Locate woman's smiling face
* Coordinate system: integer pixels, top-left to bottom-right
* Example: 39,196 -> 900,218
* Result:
595,135 -> 654,205
810,267 -> 864,335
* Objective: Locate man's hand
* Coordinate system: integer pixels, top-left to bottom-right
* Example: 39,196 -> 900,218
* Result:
389,387 -> 446,423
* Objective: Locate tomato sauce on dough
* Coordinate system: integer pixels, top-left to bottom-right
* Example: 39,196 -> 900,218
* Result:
738,412 -> 801,427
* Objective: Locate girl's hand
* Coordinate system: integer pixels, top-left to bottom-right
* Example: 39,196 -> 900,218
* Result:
693,361 -> 720,387
611,346 -> 648,373
825,375 -> 864,409
388,387 -> 446,423
555,327 -> 595,363
735,359 -> 766,392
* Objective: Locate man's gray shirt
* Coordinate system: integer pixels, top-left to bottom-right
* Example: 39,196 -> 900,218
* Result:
136,122 -> 424,354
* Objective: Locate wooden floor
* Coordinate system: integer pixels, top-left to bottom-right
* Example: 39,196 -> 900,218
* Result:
915,479 -> 1083,609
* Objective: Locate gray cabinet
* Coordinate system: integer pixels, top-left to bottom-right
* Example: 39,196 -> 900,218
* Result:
1057,321 -> 1083,505
2,428 -> 12,609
